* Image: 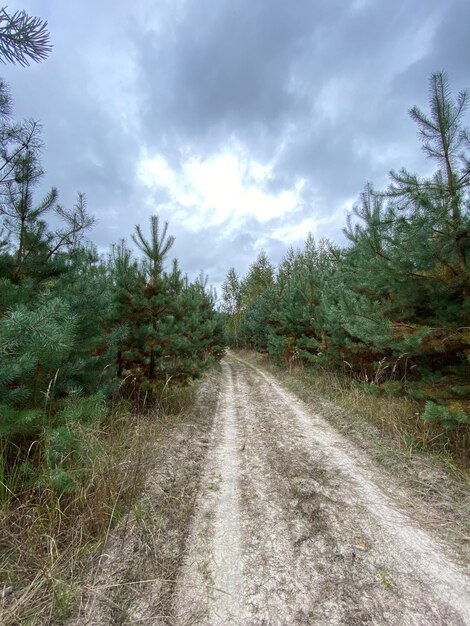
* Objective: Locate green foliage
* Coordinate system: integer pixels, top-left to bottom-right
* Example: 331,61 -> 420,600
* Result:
221,267 -> 243,346
48,466 -> 75,493
223,71 -> 470,438
352,381 -> 380,396
241,250 -> 274,308
109,226 -> 223,389
380,381 -> 402,397
422,401 -> 469,430
39,393 -> 107,493
132,215 -> 175,281
54,392 -> 107,427
0,7 -> 52,66
0,297 -> 75,436
0,79 -> 224,500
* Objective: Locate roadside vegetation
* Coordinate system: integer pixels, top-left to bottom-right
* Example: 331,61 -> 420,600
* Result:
0,381 -> 217,625
222,72 -> 470,467
0,9 -> 224,624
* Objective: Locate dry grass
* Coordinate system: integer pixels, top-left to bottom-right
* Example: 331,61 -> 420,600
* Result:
236,350 -> 470,556
68,370 -> 221,625
239,350 -> 470,468
0,378 -> 209,626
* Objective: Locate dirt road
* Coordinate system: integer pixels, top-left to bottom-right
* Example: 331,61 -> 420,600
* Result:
173,354 -> 470,625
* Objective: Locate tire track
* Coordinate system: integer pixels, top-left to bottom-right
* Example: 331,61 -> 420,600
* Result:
173,354 -> 470,625
173,360 -> 245,625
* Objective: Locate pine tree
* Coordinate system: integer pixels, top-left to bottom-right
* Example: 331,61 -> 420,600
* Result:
221,267 -> 243,346
109,217 -> 224,391
240,250 -> 274,308
222,70 -> 470,432
266,237 -> 337,364
0,113 -> 109,464
390,72 -> 469,275
237,251 -> 275,349
131,216 -> 175,381
339,72 -> 470,400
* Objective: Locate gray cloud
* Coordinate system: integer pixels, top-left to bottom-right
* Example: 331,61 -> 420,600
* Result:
2,0 -> 470,289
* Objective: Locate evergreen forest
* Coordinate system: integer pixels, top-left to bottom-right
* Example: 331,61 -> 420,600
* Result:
222,71 -> 470,456
0,79 -> 224,494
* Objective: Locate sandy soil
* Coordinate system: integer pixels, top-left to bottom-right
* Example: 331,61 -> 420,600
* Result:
173,353 -> 470,625
67,373 -> 221,626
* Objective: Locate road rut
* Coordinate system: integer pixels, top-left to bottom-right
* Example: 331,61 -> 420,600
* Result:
173,354 -> 470,625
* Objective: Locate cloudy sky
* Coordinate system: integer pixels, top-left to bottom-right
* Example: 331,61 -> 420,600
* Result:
2,0 -> 469,290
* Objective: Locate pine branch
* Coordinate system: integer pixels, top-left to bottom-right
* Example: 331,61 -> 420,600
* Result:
0,7 -> 52,66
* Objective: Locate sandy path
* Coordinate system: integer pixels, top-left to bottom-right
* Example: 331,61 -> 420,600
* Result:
173,354 -> 470,625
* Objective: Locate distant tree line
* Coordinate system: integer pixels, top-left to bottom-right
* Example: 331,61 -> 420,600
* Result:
222,72 -> 470,434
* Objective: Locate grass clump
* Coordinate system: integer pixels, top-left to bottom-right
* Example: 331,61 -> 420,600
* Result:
0,379 -> 202,625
